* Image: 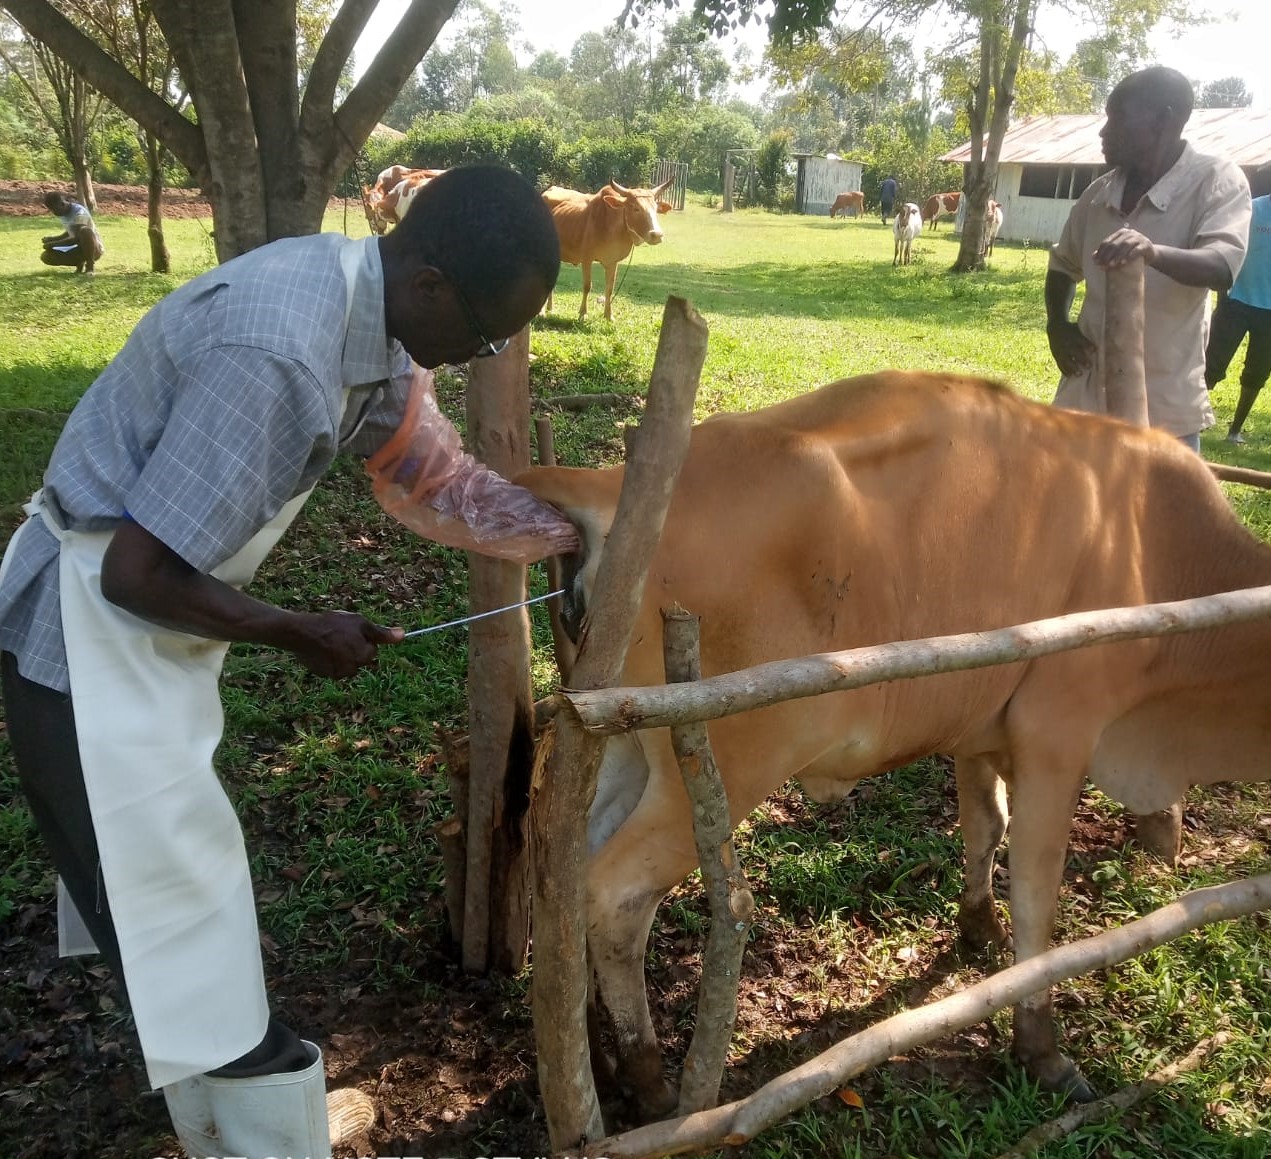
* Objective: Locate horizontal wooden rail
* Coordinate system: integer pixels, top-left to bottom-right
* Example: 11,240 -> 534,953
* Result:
561,585 -> 1271,736
592,872 -> 1271,1159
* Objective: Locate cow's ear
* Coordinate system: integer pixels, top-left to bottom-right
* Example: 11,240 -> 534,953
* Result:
602,192 -> 625,209
657,201 -> 673,214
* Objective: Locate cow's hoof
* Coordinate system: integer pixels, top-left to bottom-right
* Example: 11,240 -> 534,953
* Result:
632,1079 -> 678,1123
957,900 -> 1011,954
1018,1048 -> 1095,1104
1133,803 -> 1182,864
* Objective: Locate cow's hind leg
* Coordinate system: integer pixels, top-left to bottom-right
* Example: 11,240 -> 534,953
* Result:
1007,756 -> 1094,1101
955,753 -> 1010,952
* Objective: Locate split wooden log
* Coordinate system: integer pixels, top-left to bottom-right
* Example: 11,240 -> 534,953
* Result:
435,817 -> 467,947
530,297 -> 709,1153
662,606 -> 755,1116
1103,258 -> 1148,426
591,873 -> 1271,1159
992,1031 -> 1233,1158
464,325 -> 535,974
563,585 -> 1271,737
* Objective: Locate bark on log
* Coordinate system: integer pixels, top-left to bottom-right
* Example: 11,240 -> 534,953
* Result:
592,873 -> 1271,1159
436,817 -> 467,947
662,607 -> 755,1116
531,297 -> 709,1153
1103,259 -> 1148,426
464,327 -> 534,975
992,1032 -> 1232,1158
535,414 -> 576,681
563,585 -> 1271,736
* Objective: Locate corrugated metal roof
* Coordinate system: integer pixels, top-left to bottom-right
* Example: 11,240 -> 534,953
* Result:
941,109 -> 1271,166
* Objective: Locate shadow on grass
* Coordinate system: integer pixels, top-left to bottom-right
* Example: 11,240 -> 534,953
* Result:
0,408 -> 66,517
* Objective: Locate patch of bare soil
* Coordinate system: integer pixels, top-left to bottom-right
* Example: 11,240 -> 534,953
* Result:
0,179 -> 213,219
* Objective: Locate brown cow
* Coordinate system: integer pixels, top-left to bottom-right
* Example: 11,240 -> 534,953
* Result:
829,190 -> 865,219
541,178 -> 674,321
362,166 -> 446,234
521,371 -> 1271,1119
922,190 -> 962,230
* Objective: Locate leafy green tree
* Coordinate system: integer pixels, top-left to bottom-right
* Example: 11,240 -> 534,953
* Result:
1,0 -> 465,259
0,13 -> 103,208
1197,75 -> 1252,109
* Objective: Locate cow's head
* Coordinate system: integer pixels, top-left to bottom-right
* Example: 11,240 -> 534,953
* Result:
604,178 -> 675,246
514,465 -> 623,647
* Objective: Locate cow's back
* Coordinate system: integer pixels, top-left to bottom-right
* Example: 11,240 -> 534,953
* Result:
526,371 -> 1271,812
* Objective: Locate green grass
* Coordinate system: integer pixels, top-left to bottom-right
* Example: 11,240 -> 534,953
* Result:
1,200 -> 1270,1158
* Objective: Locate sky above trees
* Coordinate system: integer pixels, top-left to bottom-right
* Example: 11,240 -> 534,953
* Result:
352,0 -> 1269,109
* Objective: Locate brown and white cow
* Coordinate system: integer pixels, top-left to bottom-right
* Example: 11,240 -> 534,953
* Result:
892,202 -> 922,266
541,178 -> 674,321
362,166 -> 446,234
922,190 -> 962,230
829,190 -> 866,219
520,371 -> 1271,1118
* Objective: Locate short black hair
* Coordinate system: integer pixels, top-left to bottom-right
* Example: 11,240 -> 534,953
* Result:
390,165 -> 560,306
1110,66 -> 1194,131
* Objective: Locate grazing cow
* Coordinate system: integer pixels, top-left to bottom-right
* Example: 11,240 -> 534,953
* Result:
829,190 -> 866,219
542,179 -> 674,321
922,190 -> 962,230
362,166 -> 446,234
892,202 -> 921,265
520,371 -> 1271,1119
984,199 -> 1005,257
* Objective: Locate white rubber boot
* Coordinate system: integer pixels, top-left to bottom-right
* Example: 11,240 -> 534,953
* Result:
162,1075 -> 221,1157
202,1040 -> 332,1159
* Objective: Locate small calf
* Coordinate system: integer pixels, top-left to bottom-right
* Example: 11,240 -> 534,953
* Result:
893,203 -> 921,266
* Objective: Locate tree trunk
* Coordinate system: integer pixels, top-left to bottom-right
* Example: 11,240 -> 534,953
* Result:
953,0 -> 1034,273
144,131 -> 170,274
4,0 -> 459,260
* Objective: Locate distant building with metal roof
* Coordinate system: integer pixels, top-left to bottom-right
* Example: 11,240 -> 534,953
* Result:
939,109 -> 1271,246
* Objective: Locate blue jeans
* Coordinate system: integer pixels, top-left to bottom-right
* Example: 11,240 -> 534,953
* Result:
1178,432 -> 1200,453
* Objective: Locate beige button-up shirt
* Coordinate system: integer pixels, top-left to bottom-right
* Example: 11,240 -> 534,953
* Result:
1049,142 -> 1251,436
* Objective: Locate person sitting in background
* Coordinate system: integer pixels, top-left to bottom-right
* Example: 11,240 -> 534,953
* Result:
40,190 -> 103,275
1205,162 -> 1271,444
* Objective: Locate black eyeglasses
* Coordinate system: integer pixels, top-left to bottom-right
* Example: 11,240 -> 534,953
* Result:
446,276 -> 510,359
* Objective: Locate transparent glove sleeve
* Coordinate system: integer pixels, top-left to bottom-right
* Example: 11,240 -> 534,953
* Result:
365,365 -> 579,564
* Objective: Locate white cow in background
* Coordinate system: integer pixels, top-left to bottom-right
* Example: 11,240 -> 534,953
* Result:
893,202 -> 922,266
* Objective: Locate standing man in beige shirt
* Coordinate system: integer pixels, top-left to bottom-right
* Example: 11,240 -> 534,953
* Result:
1046,66 -> 1251,450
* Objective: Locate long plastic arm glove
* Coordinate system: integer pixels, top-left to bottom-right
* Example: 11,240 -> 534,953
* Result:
365,364 -> 579,563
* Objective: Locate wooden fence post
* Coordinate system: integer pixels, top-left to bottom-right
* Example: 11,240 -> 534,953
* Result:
531,298 -> 709,1153
662,606 -> 755,1115
463,326 -> 534,974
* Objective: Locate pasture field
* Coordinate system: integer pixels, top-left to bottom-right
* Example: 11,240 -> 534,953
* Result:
0,199 -> 1269,1159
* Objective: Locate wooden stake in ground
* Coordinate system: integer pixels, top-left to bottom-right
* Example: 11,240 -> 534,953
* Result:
1102,258 -> 1148,425
1101,256 -> 1178,859
591,873 -> 1271,1159
534,413 -> 576,681
662,606 -> 755,1116
530,297 -> 709,1153
463,326 -> 535,975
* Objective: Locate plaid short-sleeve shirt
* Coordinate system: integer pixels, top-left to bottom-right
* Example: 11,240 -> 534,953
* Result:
0,233 -> 410,692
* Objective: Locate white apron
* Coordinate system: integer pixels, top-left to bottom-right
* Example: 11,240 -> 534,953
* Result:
10,237 -> 368,1090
